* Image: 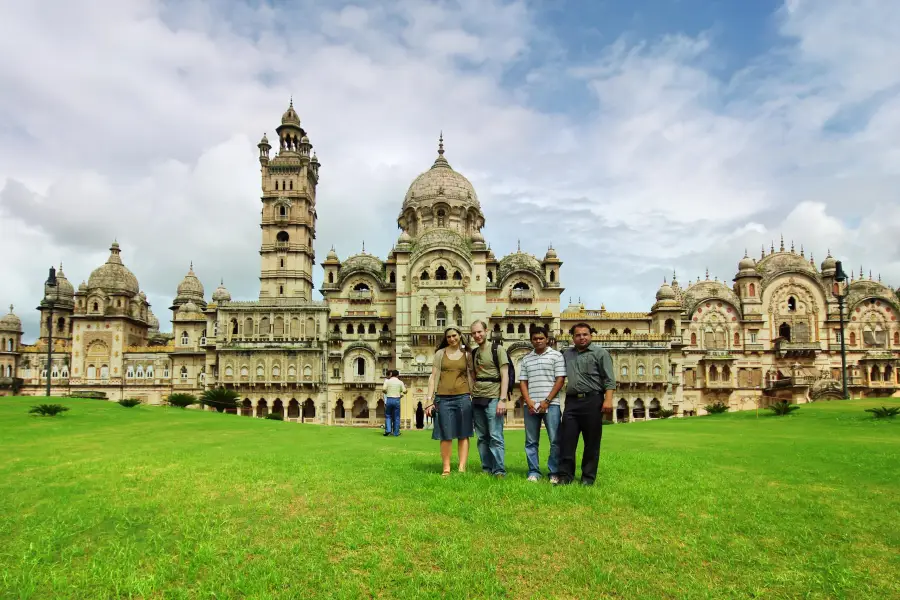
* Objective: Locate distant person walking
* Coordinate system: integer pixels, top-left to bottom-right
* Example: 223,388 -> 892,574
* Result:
557,323 -> 616,486
469,320 -> 509,478
518,325 -> 566,483
425,327 -> 474,476
382,369 -> 406,437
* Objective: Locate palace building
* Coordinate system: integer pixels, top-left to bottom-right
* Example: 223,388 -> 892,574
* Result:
2,104 -> 898,423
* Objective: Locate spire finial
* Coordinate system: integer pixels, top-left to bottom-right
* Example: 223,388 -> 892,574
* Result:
8,304 -> 12,313
780,235 -> 785,252
705,267 -> 709,280
800,244 -> 804,257
743,248 -> 748,258
663,276 -> 667,284
869,269 -> 873,280
362,240 -> 366,253
438,131 -> 444,156
289,95 -> 293,108
517,239 -> 521,252
771,240 -> 775,253
220,278 -> 224,285
189,260 -> 193,271
878,273 -> 882,282
790,240 -> 795,253
761,245 -> 765,259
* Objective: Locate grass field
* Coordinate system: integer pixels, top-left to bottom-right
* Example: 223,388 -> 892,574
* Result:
0,397 -> 898,599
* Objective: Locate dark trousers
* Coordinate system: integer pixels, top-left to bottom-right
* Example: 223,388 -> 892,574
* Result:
557,393 -> 604,485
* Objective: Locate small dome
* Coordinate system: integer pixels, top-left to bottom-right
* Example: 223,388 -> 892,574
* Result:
544,246 -> 558,261
176,264 -> 204,303
0,304 -> 22,332
50,265 -> 75,299
821,252 -> 837,272
471,231 -> 485,243
212,280 -> 231,303
259,133 -> 269,146
738,254 -> 756,270
301,135 -> 310,144
179,300 -> 200,313
398,231 -> 412,244
281,101 -> 301,126
656,281 -> 676,301
87,241 -> 140,295
326,247 -> 340,261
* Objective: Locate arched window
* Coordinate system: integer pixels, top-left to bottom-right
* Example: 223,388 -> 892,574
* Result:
518,323 -> 526,334
437,209 -> 446,227
56,316 -> 65,332
653,365 -> 662,377
507,323 -> 514,334
231,319 -> 238,334
328,272 -> 334,284
355,357 -> 366,376
734,332 -> 740,346
259,317 -> 270,334
289,180 -> 293,190
436,266 -> 448,281
275,180 -> 279,190
180,366 -> 188,380
637,365 -> 645,377
453,305 -> 463,327
51,364 -> 59,378
288,365 -> 297,378
272,365 -> 281,378
225,366 -> 233,377
849,331 -> 856,345
436,303 -> 447,328
389,271 -> 396,283
609,328 -> 618,334
136,365 -> 144,378
346,323 -> 354,334
664,319 -> 675,335
256,365 -> 264,377
162,365 -> 169,378
279,285 -> 284,295
181,331 -> 189,345
787,297 -> 796,312
894,331 -> 900,345
550,270 -> 556,283
276,231 -> 289,243
368,323 -> 376,334
487,271 -> 493,283
421,270 -> 430,280
513,282 -> 530,290
5,365 -> 11,377
690,332 -> 697,345
146,366 -> 154,378
453,270 -> 462,281
304,365 -> 312,378
279,205 -> 287,216
279,259 -> 284,268
93,302 -> 99,312
87,364 -> 96,379
623,328 -> 632,334
5,339 -> 11,351
748,282 -> 756,297
621,366 -> 628,377
240,366 -> 249,377
709,365 -> 719,381
420,305 -> 429,327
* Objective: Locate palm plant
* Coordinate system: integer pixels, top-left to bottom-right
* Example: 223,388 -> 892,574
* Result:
118,398 -> 142,408
167,393 -> 197,408
704,402 -> 729,415
864,406 -> 900,419
200,387 -> 239,412
768,401 -> 801,416
29,404 -> 69,416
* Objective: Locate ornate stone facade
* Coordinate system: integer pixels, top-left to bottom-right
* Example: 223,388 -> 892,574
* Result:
4,107 -> 898,419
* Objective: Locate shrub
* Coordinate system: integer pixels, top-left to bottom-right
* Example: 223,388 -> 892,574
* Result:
658,408 -> 676,419
200,388 -> 240,412
70,390 -> 107,400
865,406 -> 900,419
29,404 -> 69,417
167,393 -> 197,408
768,401 -> 801,416
118,398 -> 142,408
704,402 -> 729,415
265,413 -> 284,421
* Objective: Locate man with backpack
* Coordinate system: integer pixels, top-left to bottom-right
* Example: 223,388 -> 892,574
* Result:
469,320 -> 510,478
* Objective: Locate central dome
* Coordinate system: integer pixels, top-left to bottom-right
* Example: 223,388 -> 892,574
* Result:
402,136 -> 480,213
87,241 -> 140,295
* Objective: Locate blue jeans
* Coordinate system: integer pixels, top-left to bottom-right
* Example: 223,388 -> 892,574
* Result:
472,398 -> 505,475
524,404 -> 561,478
385,397 -> 401,435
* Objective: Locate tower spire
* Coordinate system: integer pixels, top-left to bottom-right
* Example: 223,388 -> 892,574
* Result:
438,131 -> 444,156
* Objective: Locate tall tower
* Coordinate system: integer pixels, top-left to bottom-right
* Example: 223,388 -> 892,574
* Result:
257,100 -> 321,300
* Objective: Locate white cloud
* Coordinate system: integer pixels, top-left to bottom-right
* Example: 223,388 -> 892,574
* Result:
1,0 -> 899,342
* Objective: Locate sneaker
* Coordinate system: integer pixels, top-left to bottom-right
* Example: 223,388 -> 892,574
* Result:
527,475 -> 539,482
549,475 -> 559,485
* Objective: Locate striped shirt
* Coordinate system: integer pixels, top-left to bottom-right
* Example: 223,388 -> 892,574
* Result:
518,348 -> 566,405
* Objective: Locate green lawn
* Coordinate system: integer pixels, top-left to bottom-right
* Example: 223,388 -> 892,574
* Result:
0,397 -> 898,600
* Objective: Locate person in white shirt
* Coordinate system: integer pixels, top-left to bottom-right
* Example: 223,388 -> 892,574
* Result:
382,369 -> 407,437
518,325 -> 567,482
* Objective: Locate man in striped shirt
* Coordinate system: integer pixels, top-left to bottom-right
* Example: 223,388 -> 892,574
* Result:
518,325 -> 567,482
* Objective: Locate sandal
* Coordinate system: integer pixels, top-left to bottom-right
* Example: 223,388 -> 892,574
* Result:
441,469 -> 451,478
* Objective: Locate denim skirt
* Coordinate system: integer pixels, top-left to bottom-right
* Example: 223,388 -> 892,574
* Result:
431,393 -> 474,441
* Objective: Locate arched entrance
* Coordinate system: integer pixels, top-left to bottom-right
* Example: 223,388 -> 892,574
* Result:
616,399 -> 628,422
375,399 -> 385,419
257,399 -> 268,418
334,399 -> 345,420
632,399 -> 645,419
303,399 -> 315,419
353,397 -> 369,419
649,398 -> 660,419
272,398 -> 284,419
288,399 -> 300,419
241,398 -> 252,417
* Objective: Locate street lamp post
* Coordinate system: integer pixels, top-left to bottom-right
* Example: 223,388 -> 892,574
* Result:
44,266 -> 58,398
833,261 -> 849,400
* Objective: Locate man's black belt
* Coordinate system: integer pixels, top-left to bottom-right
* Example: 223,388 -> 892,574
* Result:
566,391 -> 601,399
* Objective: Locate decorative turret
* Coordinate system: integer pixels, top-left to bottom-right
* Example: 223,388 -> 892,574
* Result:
171,263 -> 205,311
212,279 -> 231,303
258,133 -> 271,165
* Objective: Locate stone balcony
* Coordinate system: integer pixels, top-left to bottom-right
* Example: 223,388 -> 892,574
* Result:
349,290 -> 372,302
510,289 -> 534,302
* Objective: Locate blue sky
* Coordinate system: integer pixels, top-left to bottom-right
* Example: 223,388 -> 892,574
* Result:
1,0 -> 898,340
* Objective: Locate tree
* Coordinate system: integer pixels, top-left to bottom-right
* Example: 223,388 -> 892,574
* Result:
200,387 -> 239,412
167,393 -> 197,408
